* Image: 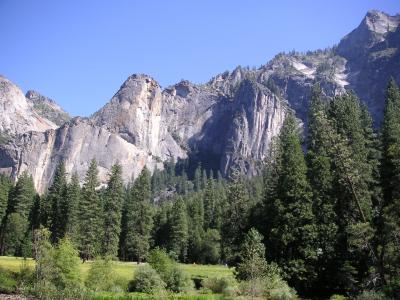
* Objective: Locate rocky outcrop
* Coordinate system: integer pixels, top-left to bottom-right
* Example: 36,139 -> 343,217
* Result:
26,90 -> 71,126
0,76 -> 57,136
0,10 -> 399,192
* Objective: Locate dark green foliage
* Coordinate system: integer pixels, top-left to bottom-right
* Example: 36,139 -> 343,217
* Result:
48,161 -> 68,243
265,113 -> 317,291
102,164 -> 124,257
122,168 -> 154,262
77,159 -> 102,260
169,197 -> 189,261
0,174 -> 12,224
379,79 -> 400,288
66,173 -> 81,238
221,170 -> 250,265
128,265 -> 166,293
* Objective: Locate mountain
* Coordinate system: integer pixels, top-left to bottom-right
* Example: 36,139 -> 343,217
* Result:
26,90 -> 71,126
0,10 -> 399,193
0,75 -> 57,137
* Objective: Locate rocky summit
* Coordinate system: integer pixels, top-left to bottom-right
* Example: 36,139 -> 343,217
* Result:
0,10 -> 399,193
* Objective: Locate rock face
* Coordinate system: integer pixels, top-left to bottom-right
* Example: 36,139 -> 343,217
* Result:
0,10 -> 399,193
0,76 -> 57,136
26,90 -> 71,126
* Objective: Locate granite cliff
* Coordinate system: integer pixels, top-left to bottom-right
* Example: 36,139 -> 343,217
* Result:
0,10 -> 399,193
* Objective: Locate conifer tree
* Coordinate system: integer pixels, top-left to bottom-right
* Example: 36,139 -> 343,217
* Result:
203,177 -> 217,230
221,169 -> 250,265
102,164 -> 124,257
328,92 -> 376,293
265,113 -> 317,291
169,197 -> 189,261
187,194 -> 204,262
380,78 -> 400,282
48,161 -> 68,243
124,168 -> 153,262
306,85 -> 337,291
77,159 -> 102,261
0,174 -> 12,224
65,173 -> 81,238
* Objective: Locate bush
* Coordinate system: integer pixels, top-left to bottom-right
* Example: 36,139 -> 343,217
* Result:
167,266 -> 194,293
86,258 -> 118,292
148,248 -> 193,292
202,276 -> 238,296
128,265 -> 166,294
53,237 -> 81,289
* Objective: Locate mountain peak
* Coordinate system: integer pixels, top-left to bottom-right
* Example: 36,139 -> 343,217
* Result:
363,10 -> 400,34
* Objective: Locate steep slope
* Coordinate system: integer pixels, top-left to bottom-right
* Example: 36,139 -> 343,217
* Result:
0,10 -> 399,192
0,76 -> 57,136
26,90 -> 71,126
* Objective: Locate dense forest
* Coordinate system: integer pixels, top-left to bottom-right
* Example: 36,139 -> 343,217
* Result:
1,79 -> 400,299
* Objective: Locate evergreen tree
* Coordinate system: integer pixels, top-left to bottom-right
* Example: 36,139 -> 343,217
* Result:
328,92 -> 376,294
306,85 -> 337,293
9,171 -> 36,219
203,177 -> 218,230
169,197 -> 189,262
187,194 -> 204,262
221,169 -> 250,265
48,161 -> 68,243
265,113 -> 317,292
236,228 -> 268,281
77,159 -> 102,261
380,78 -> 400,283
102,164 -> 124,257
124,168 -> 154,262
0,174 -> 12,224
65,173 -> 81,238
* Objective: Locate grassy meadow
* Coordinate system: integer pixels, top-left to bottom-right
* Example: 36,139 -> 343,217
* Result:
0,255 -> 233,280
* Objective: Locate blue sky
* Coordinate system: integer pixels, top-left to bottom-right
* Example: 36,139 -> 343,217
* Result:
0,1 -> 399,116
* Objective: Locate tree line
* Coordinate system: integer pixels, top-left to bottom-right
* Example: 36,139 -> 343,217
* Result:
0,79 -> 400,298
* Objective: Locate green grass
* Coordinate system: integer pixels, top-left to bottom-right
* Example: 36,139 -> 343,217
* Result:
0,256 -> 233,281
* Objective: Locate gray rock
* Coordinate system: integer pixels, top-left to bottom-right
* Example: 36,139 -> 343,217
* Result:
0,10 -> 399,192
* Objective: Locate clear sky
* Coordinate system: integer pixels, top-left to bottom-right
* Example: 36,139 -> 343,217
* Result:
0,1 -> 399,116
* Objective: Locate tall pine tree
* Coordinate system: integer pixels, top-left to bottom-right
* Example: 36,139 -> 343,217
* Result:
265,113 -> 317,292
102,164 -> 124,257
123,168 -> 153,262
77,159 -> 102,261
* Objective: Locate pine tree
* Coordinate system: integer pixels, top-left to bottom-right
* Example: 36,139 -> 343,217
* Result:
169,197 -> 189,262
203,177 -> 217,230
306,85 -> 337,292
65,173 -> 81,238
265,113 -> 317,292
187,193 -> 204,262
77,159 -> 102,261
0,174 -> 12,224
1,171 -> 36,255
380,78 -> 400,282
102,164 -> 124,257
48,161 -> 68,243
221,169 -> 250,265
124,168 -> 154,262
328,92 -> 376,293
236,228 -> 268,281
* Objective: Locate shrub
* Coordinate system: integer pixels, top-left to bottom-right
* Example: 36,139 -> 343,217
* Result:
86,258 -> 117,292
202,276 -> 238,296
53,237 -> 81,289
167,266 -> 194,293
148,248 -> 193,292
128,265 -> 166,294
